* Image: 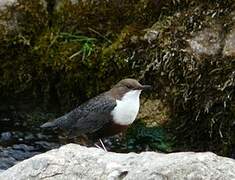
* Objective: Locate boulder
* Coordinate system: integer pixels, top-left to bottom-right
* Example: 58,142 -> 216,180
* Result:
223,24 -> 235,57
0,0 -> 47,35
187,24 -> 223,56
0,144 -> 235,180
0,0 -> 16,10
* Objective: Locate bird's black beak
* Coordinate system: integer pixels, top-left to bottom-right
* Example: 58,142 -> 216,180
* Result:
139,85 -> 152,90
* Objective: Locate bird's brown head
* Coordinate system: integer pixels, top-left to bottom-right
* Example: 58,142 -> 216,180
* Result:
114,78 -> 151,90
110,78 -> 151,99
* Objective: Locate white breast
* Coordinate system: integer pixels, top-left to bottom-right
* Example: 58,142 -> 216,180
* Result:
111,90 -> 141,125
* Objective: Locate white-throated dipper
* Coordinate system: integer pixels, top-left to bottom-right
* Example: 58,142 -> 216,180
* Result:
41,78 -> 151,143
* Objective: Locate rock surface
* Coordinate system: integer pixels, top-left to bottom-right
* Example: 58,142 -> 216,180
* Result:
223,24 -> 235,57
0,131 -> 60,171
188,24 -> 222,56
0,144 -> 235,180
0,0 -> 16,9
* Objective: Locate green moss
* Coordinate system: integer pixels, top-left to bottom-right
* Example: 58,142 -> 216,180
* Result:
137,1 -> 235,156
102,25 -> 136,55
0,0 -> 161,113
95,0 -> 235,155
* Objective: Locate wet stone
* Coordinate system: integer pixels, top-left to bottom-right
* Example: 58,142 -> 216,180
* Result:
0,157 -> 16,170
12,132 -> 24,139
0,149 -> 10,157
36,133 -> 51,140
12,144 -> 35,152
23,133 -> 35,141
0,132 -> 12,143
0,129 -> 62,171
34,141 -> 60,151
3,149 -> 28,161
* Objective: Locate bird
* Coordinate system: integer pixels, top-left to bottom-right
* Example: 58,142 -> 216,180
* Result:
40,78 -> 151,149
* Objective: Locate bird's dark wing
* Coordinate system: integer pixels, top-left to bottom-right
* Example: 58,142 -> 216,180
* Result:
41,92 -> 116,137
67,92 -> 116,136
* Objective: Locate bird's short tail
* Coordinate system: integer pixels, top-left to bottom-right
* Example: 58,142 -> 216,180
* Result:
40,121 -> 57,129
40,114 -> 70,129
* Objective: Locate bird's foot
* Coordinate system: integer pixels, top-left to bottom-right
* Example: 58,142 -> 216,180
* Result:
94,139 -> 107,152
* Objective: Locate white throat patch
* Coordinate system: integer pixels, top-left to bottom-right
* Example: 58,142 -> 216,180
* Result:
111,90 -> 141,125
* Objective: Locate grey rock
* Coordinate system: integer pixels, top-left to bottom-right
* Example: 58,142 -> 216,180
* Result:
143,29 -> 159,43
0,0 -> 47,35
12,144 -> 35,152
0,144 -> 41,170
188,24 -> 222,56
0,144 -> 235,180
223,25 -> 235,57
23,133 -> 35,141
0,0 -> 17,10
0,0 -> 48,9
54,0 -> 80,11
0,132 -> 12,143
2,149 -> 30,161
0,156 -> 16,170
34,141 -> 60,150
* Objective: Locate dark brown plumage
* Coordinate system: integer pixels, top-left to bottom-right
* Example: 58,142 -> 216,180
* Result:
40,78 -> 151,140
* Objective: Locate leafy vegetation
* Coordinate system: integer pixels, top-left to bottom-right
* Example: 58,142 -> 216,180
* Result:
125,120 -> 172,152
107,120 -> 172,153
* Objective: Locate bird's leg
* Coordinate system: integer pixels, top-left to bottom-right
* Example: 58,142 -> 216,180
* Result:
94,139 -> 107,152
94,143 -> 102,149
99,139 -> 107,152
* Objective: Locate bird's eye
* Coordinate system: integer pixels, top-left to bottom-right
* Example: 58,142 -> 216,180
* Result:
125,84 -> 132,89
